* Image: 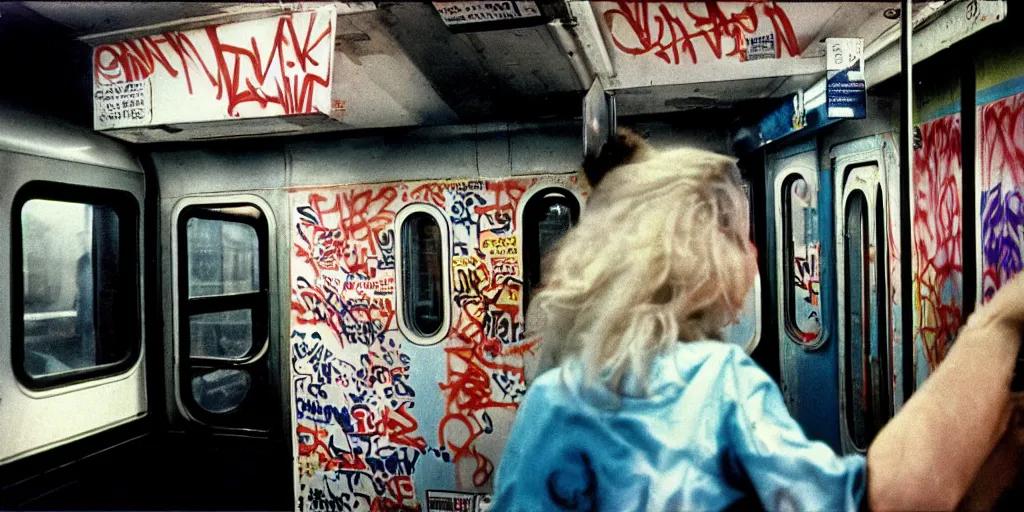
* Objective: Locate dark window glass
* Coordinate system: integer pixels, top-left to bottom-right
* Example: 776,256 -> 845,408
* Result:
187,217 -> 259,298
15,185 -> 139,388
189,309 -> 254,359
844,191 -> 872,450
401,212 -> 444,337
191,369 -> 252,414
180,206 -> 268,421
523,190 -> 580,309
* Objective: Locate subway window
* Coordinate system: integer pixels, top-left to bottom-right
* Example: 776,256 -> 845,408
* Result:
13,183 -> 140,389
523,189 -> 580,310
191,369 -> 252,414
781,174 -> 822,345
844,190 -> 872,451
187,217 -> 259,298
179,205 -> 269,420
400,211 -> 446,339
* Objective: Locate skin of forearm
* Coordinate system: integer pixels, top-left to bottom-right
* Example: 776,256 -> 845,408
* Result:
866,313 -> 1017,510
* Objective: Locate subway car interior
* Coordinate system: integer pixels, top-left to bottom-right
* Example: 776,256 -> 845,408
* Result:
0,0 -> 1022,510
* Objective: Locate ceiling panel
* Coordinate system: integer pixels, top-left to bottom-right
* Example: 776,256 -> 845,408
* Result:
13,1 -> 966,134
22,2 -> 237,35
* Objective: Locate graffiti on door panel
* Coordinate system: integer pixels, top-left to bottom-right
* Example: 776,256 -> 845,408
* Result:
290,176 -> 579,511
980,92 -> 1024,302
912,114 -> 963,376
786,175 -> 822,344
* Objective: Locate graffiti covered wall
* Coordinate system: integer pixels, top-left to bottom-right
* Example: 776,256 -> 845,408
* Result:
289,176 -> 581,511
911,114 -> 963,383
979,91 -> 1024,302
92,6 -> 336,130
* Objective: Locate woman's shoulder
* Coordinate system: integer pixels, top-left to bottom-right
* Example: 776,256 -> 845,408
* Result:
521,340 -> 759,413
661,339 -> 754,379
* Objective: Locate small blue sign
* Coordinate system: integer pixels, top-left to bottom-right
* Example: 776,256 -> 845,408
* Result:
759,91 -> 806,143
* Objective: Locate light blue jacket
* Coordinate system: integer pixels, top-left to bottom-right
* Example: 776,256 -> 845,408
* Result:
492,341 -> 866,511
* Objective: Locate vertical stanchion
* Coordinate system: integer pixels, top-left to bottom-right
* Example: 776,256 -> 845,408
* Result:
899,0 -> 915,401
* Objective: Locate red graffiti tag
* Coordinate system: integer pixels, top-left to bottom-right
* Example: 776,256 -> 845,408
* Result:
912,114 -> 963,372
295,188 -> 397,278
980,93 -> 1024,302
383,403 -> 428,451
93,11 -> 333,116
297,424 -> 346,472
408,183 -> 448,208
602,1 -> 800,65
437,343 -> 527,488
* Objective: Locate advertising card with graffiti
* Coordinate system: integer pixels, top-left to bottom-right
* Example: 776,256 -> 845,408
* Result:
92,6 -> 336,129
592,1 -> 843,88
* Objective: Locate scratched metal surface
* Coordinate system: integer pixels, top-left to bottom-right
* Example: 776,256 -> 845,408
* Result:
0,104 -> 142,174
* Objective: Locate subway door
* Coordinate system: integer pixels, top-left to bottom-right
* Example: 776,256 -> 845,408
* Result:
0,148 -> 149,508
766,141 -> 840,451
156,193 -> 291,509
832,135 -> 902,456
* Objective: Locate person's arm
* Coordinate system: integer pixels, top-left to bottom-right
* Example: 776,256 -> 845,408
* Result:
866,275 -> 1024,510
958,393 -> 1024,510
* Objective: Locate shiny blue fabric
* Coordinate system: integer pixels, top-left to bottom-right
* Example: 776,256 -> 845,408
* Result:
492,341 -> 866,511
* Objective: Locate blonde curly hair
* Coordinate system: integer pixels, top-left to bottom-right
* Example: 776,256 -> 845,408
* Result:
527,129 -> 756,393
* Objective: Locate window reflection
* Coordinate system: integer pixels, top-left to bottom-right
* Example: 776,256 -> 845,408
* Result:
524,190 -> 579,310
186,217 -> 259,298
21,199 -> 126,377
401,212 -> 444,337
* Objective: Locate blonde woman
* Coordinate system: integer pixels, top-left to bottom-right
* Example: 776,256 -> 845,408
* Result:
491,129 -> 1024,511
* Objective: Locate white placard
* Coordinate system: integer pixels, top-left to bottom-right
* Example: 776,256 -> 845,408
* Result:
93,79 -> 152,129
745,34 -> 776,61
826,37 -> 863,72
432,1 -> 541,26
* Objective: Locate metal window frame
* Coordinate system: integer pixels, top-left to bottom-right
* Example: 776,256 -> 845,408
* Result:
170,195 -> 273,428
835,155 -> 885,455
10,180 -> 142,391
395,203 -> 452,346
519,186 -> 581,311
773,166 -> 826,350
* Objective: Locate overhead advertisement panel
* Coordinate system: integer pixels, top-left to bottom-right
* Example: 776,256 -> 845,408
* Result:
91,5 -> 337,131
826,38 -> 866,120
432,1 -> 543,26
590,1 -> 847,89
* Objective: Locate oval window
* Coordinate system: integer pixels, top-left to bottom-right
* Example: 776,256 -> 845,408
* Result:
522,189 -> 580,310
400,211 -> 446,339
781,174 -> 822,345
844,190 -> 871,451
